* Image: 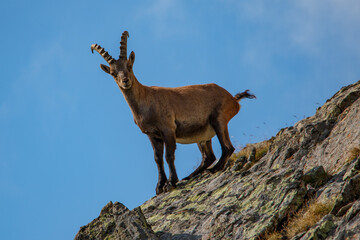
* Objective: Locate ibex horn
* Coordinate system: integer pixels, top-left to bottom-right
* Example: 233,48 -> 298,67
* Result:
90,44 -> 115,64
119,31 -> 130,60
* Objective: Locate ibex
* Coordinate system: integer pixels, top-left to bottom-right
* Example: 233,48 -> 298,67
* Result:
91,31 -> 255,194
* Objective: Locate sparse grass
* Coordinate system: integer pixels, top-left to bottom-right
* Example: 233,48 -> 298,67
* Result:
262,230 -> 283,240
347,146 -> 360,162
332,146 -> 360,175
284,200 -> 334,239
230,140 -> 271,164
262,199 -> 335,240
256,142 -> 271,160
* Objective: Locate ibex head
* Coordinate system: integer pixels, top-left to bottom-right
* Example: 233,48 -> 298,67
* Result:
91,31 -> 135,90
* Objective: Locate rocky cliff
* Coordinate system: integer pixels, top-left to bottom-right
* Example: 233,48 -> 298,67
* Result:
75,80 -> 360,240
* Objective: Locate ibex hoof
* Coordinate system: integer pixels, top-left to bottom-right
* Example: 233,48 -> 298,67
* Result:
156,187 -> 164,195
183,175 -> 191,181
156,181 -> 166,195
163,181 -> 176,192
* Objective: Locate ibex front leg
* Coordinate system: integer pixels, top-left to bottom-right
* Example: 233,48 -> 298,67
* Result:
149,136 -> 167,195
162,131 -> 179,192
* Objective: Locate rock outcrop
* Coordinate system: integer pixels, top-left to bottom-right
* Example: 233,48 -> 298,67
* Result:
75,80 -> 360,240
74,202 -> 158,240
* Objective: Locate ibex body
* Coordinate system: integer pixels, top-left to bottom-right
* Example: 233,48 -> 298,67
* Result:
91,31 -> 255,194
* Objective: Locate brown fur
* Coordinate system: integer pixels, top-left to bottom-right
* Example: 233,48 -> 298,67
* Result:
91,31 -> 255,194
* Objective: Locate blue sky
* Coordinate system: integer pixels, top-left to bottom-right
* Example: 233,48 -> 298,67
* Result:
1,1 -> 360,239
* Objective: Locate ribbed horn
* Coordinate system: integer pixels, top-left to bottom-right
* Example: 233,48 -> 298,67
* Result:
119,31 -> 130,60
90,44 -> 115,64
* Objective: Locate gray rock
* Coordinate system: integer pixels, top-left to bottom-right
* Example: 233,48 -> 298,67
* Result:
303,166 -> 328,188
74,201 -> 158,240
75,81 -> 360,240
248,147 -> 256,162
141,167 -> 306,240
298,214 -> 336,240
231,155 -> 247,171
331,173 -> 360,215
328,200 -> 360,240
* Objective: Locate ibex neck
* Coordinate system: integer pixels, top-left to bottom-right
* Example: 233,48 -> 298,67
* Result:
120,76 -> 147,116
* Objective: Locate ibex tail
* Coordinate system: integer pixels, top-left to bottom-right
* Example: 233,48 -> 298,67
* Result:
234,90 -> 256,102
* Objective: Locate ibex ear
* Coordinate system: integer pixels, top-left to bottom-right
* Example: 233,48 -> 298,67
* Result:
127,51 -> 135,71
129,51 -> 135,64
100,64 -> 110,74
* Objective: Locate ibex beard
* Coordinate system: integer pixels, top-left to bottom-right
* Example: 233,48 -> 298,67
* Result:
91,31 -> 256,195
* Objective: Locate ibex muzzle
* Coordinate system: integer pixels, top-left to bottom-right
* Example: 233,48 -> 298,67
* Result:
91,31 -> 256,194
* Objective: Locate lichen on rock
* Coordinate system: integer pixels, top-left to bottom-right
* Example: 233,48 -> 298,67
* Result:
75,81 -> 360,240
74,201 -> 158,240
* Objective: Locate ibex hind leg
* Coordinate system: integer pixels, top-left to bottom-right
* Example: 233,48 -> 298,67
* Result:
184,140 -> 216,180
208,119 -> 235,173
